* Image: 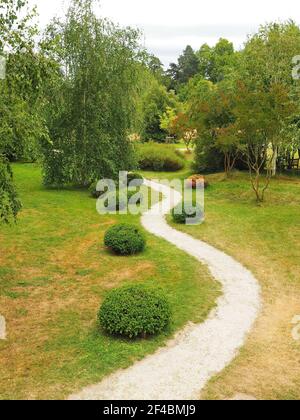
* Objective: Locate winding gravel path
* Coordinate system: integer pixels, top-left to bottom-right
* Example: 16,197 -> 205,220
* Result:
69,180 -> 261,400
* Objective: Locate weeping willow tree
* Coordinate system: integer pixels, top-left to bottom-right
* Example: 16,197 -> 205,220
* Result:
0,157 -> 21,223
42,0 -> 142,187
0,0 -> 47,222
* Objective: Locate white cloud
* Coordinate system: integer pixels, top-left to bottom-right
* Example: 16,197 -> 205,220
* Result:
29,0 -> 300,66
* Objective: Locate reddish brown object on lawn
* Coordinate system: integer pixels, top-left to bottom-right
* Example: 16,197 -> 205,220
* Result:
186,175 -> 209,190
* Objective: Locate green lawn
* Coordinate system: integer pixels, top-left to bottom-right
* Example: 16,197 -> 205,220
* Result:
166,171 -> 300,400
0,163 -> 219,400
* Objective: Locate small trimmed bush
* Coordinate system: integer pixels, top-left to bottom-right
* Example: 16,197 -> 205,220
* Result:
98,285 -> 171,338
172,202 -> 204,225
137,143 -> 184,172
103,191 -> 127,211
127,189 -> 143,205
104,223 -> 146,255
127,172 -> 144,187
89,181 -> 108,199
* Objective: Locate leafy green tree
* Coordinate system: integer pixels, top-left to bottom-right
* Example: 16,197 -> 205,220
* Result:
278,121 -> 300,170
160,106 -> 197,151
0,156 -> 21,223
234,81 -> 295,201
139,72 -> 178,142
0,0 -> 51,222
214,124 -> 241,176
42,0 -> 142,186
145,53 -> 169,85
167,45 -> 199,89
189,79 -> 238,174
0,0 -> 53,162
233,22 -> 300,200
197,38 -> 237,83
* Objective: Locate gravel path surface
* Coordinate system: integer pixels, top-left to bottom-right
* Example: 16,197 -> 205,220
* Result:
69,180 -> 261,400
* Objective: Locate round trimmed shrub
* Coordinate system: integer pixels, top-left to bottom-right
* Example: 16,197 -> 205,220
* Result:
172,202 -> 204,225
127,189 -> 143,205
104,223 -> 146,255
103,191 -> 127,211
127,172 -> 144,187
98,285 -> 171,338
89,181 -> 108,199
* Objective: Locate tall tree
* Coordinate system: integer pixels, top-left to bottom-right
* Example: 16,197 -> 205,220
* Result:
42,0 -> 142,186
197,38 -> 237,83
167,45 -> 199,89
232,22 -> 300,200
189,79 -> 239,175
0,0 -> 53,162
0,0 -> 48,222
138,71 -> 178,142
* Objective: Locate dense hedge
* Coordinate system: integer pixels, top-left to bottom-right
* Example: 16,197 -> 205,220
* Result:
137,143 -> 184,172
104,223 -> 146,255
172,202 -> 204,225
98,285 -> 171,338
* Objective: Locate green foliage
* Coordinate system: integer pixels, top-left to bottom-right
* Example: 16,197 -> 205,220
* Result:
138,72 -> 177,142
234,22 -> 300,200
172,202 -> 204,225
167,45 -> 199,88
127,172 -> 144,187
188,79 -> 238,174
104,223 -> 146,255
137,143 -> 184,172
42,0 -> 140,186
89,181 -> 108,199
0,0 -> 55,162
193,136 -> 224,173
0,157 -> 21,223
98,285 -> 171,338
103,192 -> 127,212
0,0 -> 48,223
127,189 -> 143,205
196,39 -> 237,83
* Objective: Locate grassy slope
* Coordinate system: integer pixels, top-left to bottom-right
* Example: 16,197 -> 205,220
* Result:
167,171 -> 300,400
0,164 -> 219,400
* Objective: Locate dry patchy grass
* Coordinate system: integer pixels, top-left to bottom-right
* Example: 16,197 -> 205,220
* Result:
0,164 -> 219,400
169,171 -> 300,400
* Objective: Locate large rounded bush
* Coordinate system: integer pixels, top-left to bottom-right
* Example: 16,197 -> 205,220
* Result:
99,285 -> 171,338
104,223 -> 146,255
137,143 -> 184,172
172,202 -> 204,225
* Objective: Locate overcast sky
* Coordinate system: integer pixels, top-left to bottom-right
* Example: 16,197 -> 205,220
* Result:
29,0 -> 300,67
